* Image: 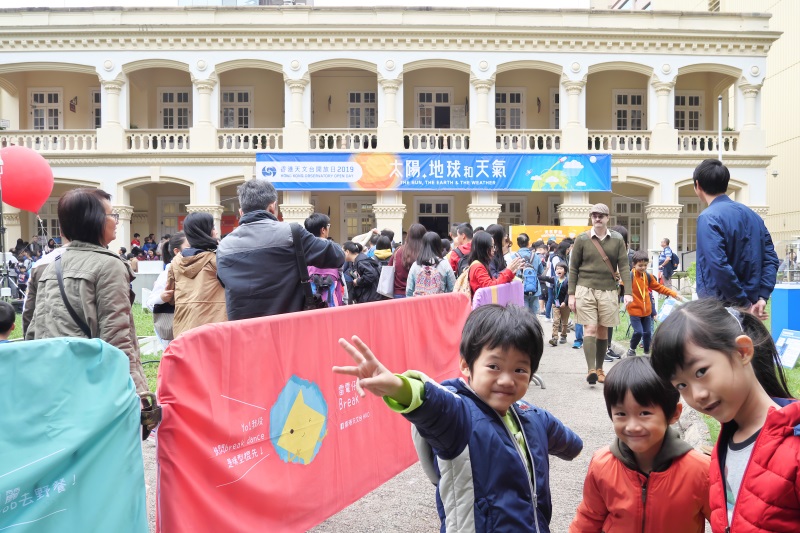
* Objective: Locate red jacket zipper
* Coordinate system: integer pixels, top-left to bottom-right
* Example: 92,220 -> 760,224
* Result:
641,477 -> 649,533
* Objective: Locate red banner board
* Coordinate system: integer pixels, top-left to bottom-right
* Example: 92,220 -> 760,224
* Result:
156,293 -> 472,532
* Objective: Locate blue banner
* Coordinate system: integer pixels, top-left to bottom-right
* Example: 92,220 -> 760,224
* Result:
255,152 -> 611,192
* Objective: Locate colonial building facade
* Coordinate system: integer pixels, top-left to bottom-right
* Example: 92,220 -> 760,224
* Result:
0,3 -> 777,257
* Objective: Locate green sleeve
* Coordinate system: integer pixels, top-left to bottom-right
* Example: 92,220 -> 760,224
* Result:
383,373 -> 426,414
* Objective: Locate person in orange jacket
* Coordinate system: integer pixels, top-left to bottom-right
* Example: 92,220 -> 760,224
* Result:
569,356 -> 711,532
625,250 -> 684,357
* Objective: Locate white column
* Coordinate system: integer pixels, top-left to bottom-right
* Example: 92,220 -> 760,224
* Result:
737,83 -> 765,153
469,77 -> 496,150
2,207 -> 22,252
373,191 -> 406,241
185,204 -> 225,236
644,204 -> 682,264
649,79 -> 678,153
279,191 -> 313,224
557,196 -> 592,226
750,206 -> 769,220
97,78 -> 126,152
189,77 -> 217,152
283,76 -> 310,151
466,191 -> 501,228
377,77 -> 404,151
561,79 -> 587,152
109,205 -> 133,254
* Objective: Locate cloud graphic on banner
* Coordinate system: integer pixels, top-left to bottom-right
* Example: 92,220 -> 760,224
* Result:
576,181 -> 586,187
563,159 -> 585,178
270,376 -> 328,465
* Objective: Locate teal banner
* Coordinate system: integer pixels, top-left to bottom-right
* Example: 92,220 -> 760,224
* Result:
0,339 -> 147,533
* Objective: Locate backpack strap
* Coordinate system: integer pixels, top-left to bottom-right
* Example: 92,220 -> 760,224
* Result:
54,254 -> 92,338
587,233 -> 620,284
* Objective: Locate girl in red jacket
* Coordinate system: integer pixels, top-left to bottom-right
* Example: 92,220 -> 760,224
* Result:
651,299 -> 798,533
466,231 -> 524,296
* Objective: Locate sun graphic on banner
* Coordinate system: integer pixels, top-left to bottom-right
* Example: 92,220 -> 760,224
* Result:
269,376 -> 328,465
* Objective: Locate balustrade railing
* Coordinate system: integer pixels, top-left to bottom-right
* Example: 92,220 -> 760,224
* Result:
218,129 -> 283,151
403,129 -> 470,151
677,131 -> 738,153
126,130 -> 190,151
309,130 -> 377,151
588,130 -> 652,152
496,130 -> 561,151
0,130 -> 97,152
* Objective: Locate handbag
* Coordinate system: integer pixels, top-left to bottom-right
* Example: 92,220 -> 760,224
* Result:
377,265 -> 395,298
290,223 -> 327,310
152,303 -> 175,341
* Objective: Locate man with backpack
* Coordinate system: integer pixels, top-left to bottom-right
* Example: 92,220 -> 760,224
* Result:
447,223 -> 473,277
657,237 -> 678,290
510,233 -> 543,315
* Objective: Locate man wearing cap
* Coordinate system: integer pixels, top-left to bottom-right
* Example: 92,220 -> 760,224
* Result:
568,203 -> 632,385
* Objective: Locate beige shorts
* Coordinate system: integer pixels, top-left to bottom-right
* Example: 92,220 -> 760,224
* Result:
575,285 -> 620,327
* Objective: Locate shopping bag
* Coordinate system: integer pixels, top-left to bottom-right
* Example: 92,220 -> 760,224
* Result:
377,265 -> 395,298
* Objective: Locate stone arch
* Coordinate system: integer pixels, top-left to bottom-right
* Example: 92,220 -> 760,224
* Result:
0,61 -> 97,77
677,63 -> 742,79
494,60 -> 563,77
52,177 -> 103,189
612,175 -> 661,204
210,175 -> 246,204
402,59 -> 471,75
122,59 -> 190,75
0,77 -> 18,97
308,59 -> 378,74
117,175 -> 195,205
674,176 -> 746,202
215,59 -> 283,76
588,61 -> 654,78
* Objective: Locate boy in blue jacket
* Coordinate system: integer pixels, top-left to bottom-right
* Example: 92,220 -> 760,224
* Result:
334,304 -> 583,532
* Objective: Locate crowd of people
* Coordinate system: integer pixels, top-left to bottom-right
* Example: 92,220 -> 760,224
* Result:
5,158 -> 797,532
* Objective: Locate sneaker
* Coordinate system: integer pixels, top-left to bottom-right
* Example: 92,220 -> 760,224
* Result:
626,348 -> 636,357
608,350 -> 621,360
604,354 -> 613,362
596,369 -> 606,383
548,338 -> 558,347
586,370 -> 598,385
559,337 -> 567,344
572,341 -> 582,349
643,351 -> 650,356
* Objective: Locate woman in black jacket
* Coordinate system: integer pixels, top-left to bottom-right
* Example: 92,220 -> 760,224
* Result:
342,241 -> 381,303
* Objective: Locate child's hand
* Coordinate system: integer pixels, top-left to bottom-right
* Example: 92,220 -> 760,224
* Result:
675,294 -> 686,302
333,336 -> 404,398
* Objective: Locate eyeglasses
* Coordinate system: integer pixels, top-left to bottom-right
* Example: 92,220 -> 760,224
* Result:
590,213 -> 607,219
106,213 -> 119,223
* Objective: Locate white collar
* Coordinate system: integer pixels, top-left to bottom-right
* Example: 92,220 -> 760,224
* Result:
590,227 -> 610,241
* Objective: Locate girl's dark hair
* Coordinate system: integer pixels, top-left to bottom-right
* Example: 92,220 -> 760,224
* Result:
342,241 -> 363,254
485,224 -> 507,271
402,223 -> 426,269
651,299 -> 793,399
460,304 -> 544,378
183,212 -> 217,252
164,231 -> 186,266
555,240 -> 570,259
467,231 -> 494,268
376,236 -> 392,251
604,356 -> 680,420
57,187 -> 112,245
417,231 -> 444,266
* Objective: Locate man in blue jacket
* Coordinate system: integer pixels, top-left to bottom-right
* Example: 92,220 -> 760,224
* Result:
217,179 -> 345,320
694,159 -> 779,320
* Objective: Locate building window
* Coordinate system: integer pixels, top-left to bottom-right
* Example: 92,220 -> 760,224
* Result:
29,88 -> 63,130
495,89 -> 524,130
90,89 -> 101,129
674,92 -> 703,131
341,196 -> 376,242
158,88 -> 192,129
612,90 -> 645,130
499,196 -> 526,230
550,88 -> 560,130
220,87 -> 253,129
549,197 -> 561,226
36,200 -> 61,244
415,88 -> 453,129
677,199 -> 702,252
348,92 -> 376,129
611,199 -> 646,251
415,196 -> 453,238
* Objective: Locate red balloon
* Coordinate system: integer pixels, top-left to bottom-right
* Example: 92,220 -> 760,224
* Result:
0,145 -> 55,213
